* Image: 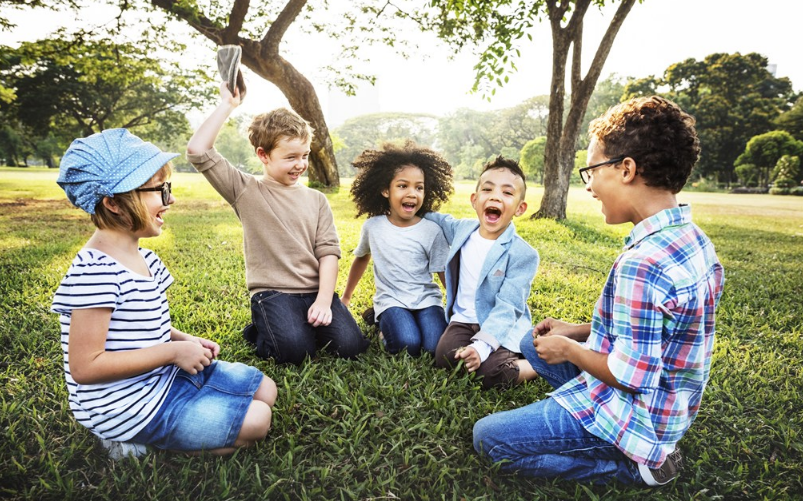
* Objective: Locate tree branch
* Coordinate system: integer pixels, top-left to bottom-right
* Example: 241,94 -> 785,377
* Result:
223,0 -> 250,43
263,0 -> 307,54
581,0 -> 637,94
150,0 -> 227,45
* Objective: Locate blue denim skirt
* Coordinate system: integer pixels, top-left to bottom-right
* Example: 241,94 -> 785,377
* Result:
133,360 -> 264,451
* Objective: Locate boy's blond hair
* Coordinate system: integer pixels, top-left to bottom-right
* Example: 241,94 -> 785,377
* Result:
91,163 -> 172,232
248,108 -> 314,154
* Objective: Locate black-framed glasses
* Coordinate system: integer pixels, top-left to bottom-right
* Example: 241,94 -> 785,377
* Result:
578,157 -> 625,184
136,182 -> 172,205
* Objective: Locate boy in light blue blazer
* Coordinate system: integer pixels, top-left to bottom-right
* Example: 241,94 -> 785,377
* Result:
425,157 -> 539,390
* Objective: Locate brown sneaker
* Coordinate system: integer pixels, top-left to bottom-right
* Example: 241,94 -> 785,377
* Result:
639,448 -> 683,487
361,307 -> 376,325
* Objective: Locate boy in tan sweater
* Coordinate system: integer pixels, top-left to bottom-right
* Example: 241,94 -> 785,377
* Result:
187,82 -> 368,364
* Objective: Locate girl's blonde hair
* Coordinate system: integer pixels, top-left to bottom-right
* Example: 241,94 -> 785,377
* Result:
90,163 -> 173,232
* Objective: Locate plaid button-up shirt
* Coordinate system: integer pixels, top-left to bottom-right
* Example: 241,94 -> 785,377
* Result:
551,205 -> 725,468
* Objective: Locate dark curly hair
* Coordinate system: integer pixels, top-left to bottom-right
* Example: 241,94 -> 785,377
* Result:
350,141 -> 454,218
588,96 -> 700,193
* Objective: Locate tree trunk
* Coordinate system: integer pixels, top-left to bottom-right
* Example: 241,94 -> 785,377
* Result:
532,0 -> 637,220
151,0 -> 341,187
240,44 -> 339,186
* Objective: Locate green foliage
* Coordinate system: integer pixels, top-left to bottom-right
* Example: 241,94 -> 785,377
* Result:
736,131 -> 803,188
520,136 -> 547,183
214,116 -> 262,174
437,96 -> 549,171
775,96 -> 803,142
3,169 -> 803,499
332,112 -> 439,176
577,74 -> 627,149
572,149 -> 587,186
734,163 -> 759,188
0,30 -> 211,158
771,155 -> 800,188
625,53 -> 796,186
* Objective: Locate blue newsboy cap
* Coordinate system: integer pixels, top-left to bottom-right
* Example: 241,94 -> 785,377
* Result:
57,129 -> 179,214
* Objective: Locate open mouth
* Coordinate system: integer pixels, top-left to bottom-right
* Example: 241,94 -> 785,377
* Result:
156,210 -> 166,224
402,202 -> 418,212
484,206 -> 502,223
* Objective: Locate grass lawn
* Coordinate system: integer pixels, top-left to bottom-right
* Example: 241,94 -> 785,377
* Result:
1,167 -> 802,500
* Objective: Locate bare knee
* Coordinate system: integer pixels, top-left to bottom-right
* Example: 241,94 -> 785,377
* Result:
237,400 -> 272,446
255,375 -> 278,407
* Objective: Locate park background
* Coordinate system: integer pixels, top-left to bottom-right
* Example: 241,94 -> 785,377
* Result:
2,0 -> 803,499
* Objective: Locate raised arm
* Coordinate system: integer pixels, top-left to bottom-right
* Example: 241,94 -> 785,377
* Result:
187,82 -> 241,155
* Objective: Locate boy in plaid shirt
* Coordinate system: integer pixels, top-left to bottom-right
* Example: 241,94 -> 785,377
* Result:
473,96 -> 725,486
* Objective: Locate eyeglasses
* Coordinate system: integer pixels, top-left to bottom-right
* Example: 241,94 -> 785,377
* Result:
136,182 -> 172,205
578,157 -> 625,185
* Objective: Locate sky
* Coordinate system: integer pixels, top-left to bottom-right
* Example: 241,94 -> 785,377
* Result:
2,0 -> 801,127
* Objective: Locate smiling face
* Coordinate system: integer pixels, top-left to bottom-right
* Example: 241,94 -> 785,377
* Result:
258,136 -> 311,186
134,175 -> 175,239
471,167 -> 527,240
585,138 -> 633,225
382,164 -> 425,227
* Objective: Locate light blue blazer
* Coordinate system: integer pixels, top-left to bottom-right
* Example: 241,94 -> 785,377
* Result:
424,212 -> 539,352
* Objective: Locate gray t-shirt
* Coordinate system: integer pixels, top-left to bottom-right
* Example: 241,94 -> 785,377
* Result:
354,216 -> 449,317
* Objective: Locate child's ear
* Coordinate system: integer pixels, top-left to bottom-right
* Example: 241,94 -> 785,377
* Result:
256,147 -> 270,164
470,192 -> 477,207
101,196 -> 120,214
381,188 -> 389,198
621,158 -> 638,184
514,200 -> 528,217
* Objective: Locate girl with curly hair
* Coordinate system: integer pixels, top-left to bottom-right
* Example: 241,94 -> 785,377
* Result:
341,141 -> 454,356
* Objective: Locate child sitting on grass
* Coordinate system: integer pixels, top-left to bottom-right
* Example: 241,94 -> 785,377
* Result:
424,157 -> 539,390
473,96 -> 725,486
341,141 -> 453,356
186,81 -> 368,365
52,129 -> 276,459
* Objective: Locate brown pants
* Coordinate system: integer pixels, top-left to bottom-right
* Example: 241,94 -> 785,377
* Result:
435,321 -> 521,390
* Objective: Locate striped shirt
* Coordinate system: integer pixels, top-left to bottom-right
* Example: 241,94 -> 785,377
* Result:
551,205 -> 725,468
51,248 -> 179,441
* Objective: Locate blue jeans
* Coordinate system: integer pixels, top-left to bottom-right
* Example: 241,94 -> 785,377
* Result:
133,360 -> 263,451
377,305 -> 447,356
471,335 -> 643,485
246,291 -> 369,365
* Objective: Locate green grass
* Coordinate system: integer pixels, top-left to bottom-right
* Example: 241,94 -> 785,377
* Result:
2,166 -> 802,500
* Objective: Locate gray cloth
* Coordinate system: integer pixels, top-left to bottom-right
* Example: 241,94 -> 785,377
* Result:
217,45 -> 246,99
354,216 -> 449,317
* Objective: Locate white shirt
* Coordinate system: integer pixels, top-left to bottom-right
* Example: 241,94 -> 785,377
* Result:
451,230 -> 496,362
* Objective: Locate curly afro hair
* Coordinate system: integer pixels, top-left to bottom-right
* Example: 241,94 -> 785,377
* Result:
588,96 -> 700,194
350,141 -> 454,218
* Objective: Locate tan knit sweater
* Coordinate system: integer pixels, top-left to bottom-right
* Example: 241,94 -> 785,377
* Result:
187,148 -> 341,295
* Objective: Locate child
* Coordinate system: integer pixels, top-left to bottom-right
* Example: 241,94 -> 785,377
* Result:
473,96 -> 725,486
424,157 -> 539,390
186,82 -> 369,365
51,129 -> 276,458
340,141 -> 453,356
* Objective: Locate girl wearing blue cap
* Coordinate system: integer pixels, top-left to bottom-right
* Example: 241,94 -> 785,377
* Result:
51,129 -> 277,459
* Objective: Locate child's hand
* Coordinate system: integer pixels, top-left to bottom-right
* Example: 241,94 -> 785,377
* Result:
455,346 -> 481,372
220,81 -> 242,108
533,318 -> 590,342
195,336 -> 221,359
172,340 -> 214,374
308,301 -> 333,327
533,335 -> 578,365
